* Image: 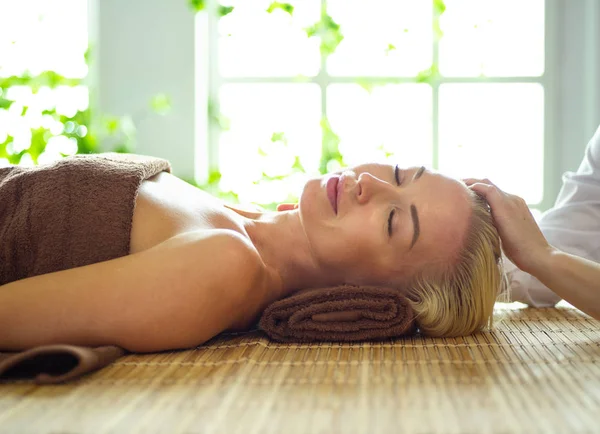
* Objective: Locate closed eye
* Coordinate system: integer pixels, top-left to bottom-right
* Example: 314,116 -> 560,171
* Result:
388,164 -> 401,237
394,164 -> 401,185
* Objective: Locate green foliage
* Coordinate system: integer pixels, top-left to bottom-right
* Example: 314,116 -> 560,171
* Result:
356,79 -> 376,93
259,131 -> 306,181
377,143 -> 394,158
433,16 -> 444,39
416,63 -> 440,84
206,169 -> 222,186
433,0 -> 446,38
0,71 -> 100,165
219,6 -> 235,17
292,155 -> 305,172
188,0 -> 235,17
266,2 -> 294,15
270,131 -> 288,143
188,0 -> 447,206
188,0 -> 205,12
0,67 -> 175,165
304,8 -> 344,58
434,0 -> 446,15
150,93 -> 172,115
207,98 -> 230,131
4,0 -> 448,209
0,72 -> 80,91
0,96 -> 12,109
319,117 -> 344,174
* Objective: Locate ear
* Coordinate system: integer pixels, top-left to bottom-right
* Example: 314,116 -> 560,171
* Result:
276,203 -> 298,212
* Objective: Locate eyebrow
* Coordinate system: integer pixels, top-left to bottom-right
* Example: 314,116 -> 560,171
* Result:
409,204 -> 420,250
408,166 -> 425,250
412,166 -> 426,182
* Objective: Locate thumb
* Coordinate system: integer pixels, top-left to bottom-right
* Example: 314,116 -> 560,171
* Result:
468,182 -> 495,198
276,203 -> 298,212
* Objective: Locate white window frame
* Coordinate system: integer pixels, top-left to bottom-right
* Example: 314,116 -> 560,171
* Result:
201,0 -> 556,211
91,0 -> 600,211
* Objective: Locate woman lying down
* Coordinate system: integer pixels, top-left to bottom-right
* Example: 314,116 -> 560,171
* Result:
0,153 -> 597,353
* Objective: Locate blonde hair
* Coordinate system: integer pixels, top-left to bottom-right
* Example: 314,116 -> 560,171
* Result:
406,191 -> 506,337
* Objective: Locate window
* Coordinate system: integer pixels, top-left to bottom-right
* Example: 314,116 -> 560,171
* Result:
200,0 -> 548,210
0,0 -> 88,167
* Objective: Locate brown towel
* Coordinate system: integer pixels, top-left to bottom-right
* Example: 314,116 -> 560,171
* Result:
0,345 -> 125,384
258,285 -> 417,343
0,153 -> 170,384
0,152 -> 171,285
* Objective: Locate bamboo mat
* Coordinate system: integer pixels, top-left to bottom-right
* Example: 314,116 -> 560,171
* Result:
1,303 -> 599,434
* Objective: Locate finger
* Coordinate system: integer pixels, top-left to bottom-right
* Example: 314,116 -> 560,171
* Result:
276,203 -> 298,212
468,182 -> 493,194
464,177 -> 496,187
462,178 -> 484,186
468,183 -> 504,206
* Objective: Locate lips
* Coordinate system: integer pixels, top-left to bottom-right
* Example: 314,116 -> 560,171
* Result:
326,176 -> 339,214
336,174 -> 344,211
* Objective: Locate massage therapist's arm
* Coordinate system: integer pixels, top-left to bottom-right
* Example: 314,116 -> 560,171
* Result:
0,230 -> 266,352
466,179 -> 600,321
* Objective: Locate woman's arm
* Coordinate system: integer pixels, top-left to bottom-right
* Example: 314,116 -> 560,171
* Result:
533,250 -> 600,319
466,179 -> 600,321
505,126 -> 600,307
0,230 -> 266,352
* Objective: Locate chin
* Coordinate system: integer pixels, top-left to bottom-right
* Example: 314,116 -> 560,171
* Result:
298,177 -> 319,210
298,177 -> 331,228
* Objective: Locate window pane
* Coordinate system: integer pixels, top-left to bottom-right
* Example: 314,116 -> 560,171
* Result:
327,0 -> 432,76
439,0 -> 544,77
1,85 -> 88,154
219,0 -> 320,77
327,84 -> 432,167
0,0 -> 88,78
1,0 -> 88,167
439,83 -> 544,204
219,84 -> 321,204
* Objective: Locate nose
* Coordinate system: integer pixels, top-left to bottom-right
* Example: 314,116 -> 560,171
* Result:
356,172 -> 394,205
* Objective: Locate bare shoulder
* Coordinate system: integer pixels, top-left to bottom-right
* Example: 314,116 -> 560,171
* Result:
187,229 -> 279,331
187,228 -> 263,274
185,229 -> 272,303
119,228 -> 271,348
0,228 -> 270,352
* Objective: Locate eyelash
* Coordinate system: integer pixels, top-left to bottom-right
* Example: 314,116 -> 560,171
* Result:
394,164 -> 401,186
388,165 -> 401,237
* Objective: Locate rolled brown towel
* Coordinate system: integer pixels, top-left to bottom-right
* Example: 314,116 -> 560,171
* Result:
258,285 -> 417,343
0,345 -> 126,384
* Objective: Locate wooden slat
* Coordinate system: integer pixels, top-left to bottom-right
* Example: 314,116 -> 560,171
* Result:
0,303 -> 599,433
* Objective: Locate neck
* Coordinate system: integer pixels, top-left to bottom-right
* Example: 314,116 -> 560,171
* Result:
238,209 -> 341,298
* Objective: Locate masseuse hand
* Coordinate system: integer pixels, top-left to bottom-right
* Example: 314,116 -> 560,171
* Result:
463,178 -> 553,275
276,203 -> 298,211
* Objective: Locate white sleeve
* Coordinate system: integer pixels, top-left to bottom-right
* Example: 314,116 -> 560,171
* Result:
504,255 -> 562,307
507,125 -> 600,307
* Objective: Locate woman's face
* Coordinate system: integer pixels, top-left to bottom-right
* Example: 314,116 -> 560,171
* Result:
298,163 -> 472,286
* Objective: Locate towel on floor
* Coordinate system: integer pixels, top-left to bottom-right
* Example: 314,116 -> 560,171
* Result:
0,152 -> 171,285
0,345 -> 125,384
258,285 -> 416,342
